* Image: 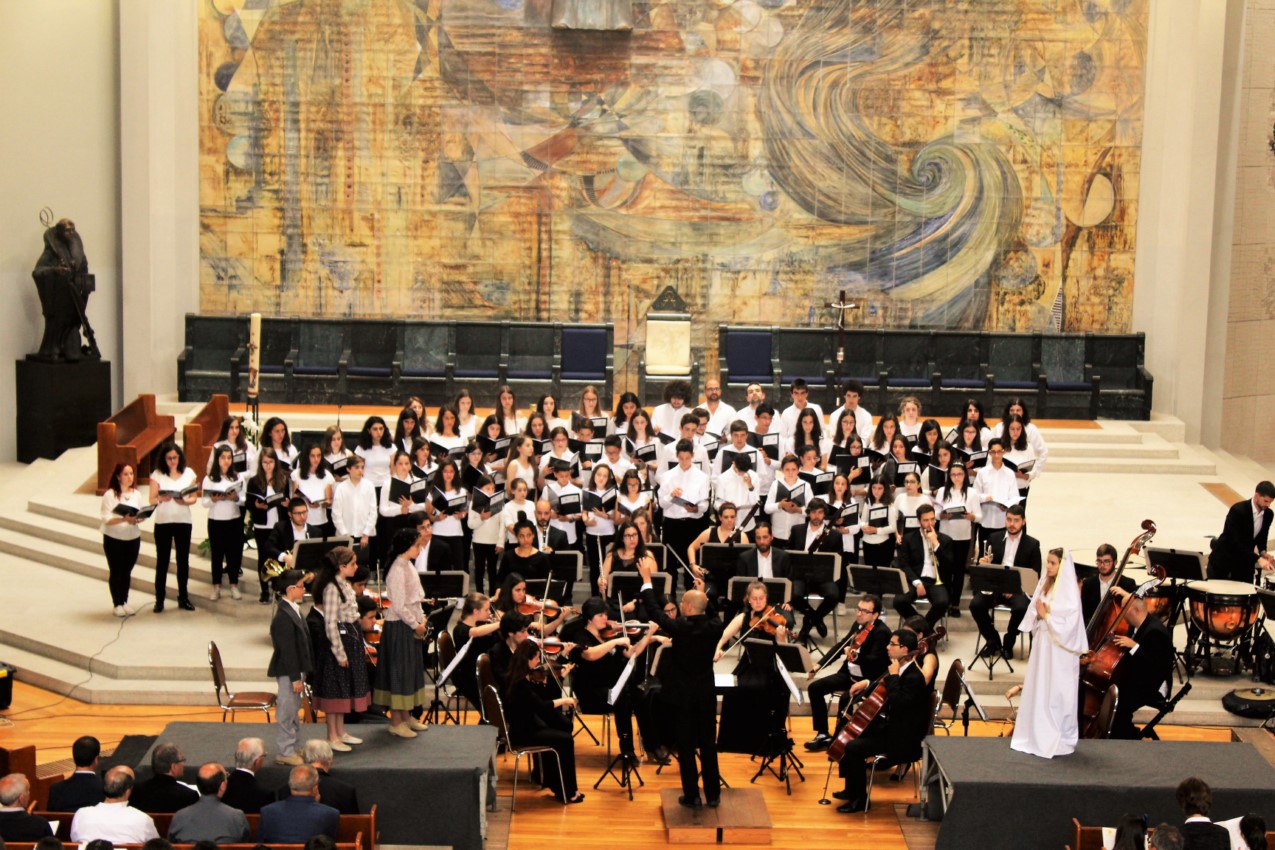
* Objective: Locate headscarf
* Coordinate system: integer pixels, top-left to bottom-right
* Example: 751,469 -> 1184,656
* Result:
1019,550 -> 1088,655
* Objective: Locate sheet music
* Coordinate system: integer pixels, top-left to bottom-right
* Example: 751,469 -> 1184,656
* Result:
714,672 -> 738,689
775,655 -> 803,705
437,635 -> 472,687
608,653 -> 638,705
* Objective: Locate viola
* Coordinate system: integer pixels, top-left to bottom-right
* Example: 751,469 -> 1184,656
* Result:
827,626 -> 945,763
847,620 -> 874,663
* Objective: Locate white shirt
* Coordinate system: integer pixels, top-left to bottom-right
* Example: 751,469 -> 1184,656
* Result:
756,548 -> 774,579
355,444 -> 393,488
379,474 -> 429,518
736,404 -> 763,430
291,469 -> 334,525
714,443 -> 761,485
658,439 -> 710,482
1255,499 -> 1266,541
714,467 -> 759,528
802,523 -> 826,552
764,477 -> 805,541
201,475 -> 246,521
543,481 -> 582,544
779,402 -> 825,439
1003,531 -> 1023,566
70,801 -> 160,845
974,463 -> 1020,530
501,498 -> 535,544
989,422 -> 1049,476
651,402 -> 690,436
703,401 -> 738,436
101,489 -> 143,541
658,464 -> 710,520
332,478 -> 378,538
431,486 -> 467,537
151,468 -> 198,525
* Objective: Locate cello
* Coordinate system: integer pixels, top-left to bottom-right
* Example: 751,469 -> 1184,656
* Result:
1078,520 -> 1160,738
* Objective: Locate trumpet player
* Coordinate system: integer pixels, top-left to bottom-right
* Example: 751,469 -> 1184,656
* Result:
892,504 -> 953,626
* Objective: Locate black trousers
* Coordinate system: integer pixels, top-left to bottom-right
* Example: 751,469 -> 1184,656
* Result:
808,665 -> 853,737
472,542 -> 500,595
793,578 -> 840,627
944,538 -> 971,608
893,577 -> 950,625
153,522 -> 192,604
969,591 -> 1030,649
436,534 -> 466,571
837,729 -> 888,802
584,533 -> 609,591
102,535 -> 140,606
674,698 -> 721,802
253,527 -> 273,598
207,517 -> 245,585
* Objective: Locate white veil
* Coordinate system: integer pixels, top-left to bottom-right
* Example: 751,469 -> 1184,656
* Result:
1018,550 -> 1088,654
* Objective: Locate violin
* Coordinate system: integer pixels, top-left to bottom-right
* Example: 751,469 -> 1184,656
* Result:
599,620 -> 648,640
847,620 -> 874,663
518,596 -> 565,620
539,637 -> 568,656
749,607 -> 789,636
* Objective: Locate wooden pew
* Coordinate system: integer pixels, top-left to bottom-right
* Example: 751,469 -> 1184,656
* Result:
0,746 -> 56,815
96,394 -> 176,495
1072,818 -> 1275,850
35,806 -> 376,850
182,394 -> 230,476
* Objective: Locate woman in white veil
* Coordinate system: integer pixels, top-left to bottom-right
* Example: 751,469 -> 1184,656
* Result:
1010,547 -> 1089,758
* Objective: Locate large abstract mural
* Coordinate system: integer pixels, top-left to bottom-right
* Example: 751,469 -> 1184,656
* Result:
199,0 -> 1148,375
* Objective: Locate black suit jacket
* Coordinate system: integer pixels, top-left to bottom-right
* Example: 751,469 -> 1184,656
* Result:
1123,615 -> 1173,712
736,546 -> 791,579
898,529 -> 955,587
415,539 -> 455,572
533,525 -> 570,553
263,519 -> 324,564
221,769 -> 274,815
986,530 -> 1042,573
130,773 -> 199,814
883,662 -> 931,764
268,600 -> 314,682
844,620 -> 891,681
639,587 -> 724,708
46,771 -> 104,812
276,769 -> 358,815
786,522 -> 841,554
1180,820 -> 1231,850
1080,574 -> 1137,628
0,810 -> 54,841
1209,498 -> 1273,582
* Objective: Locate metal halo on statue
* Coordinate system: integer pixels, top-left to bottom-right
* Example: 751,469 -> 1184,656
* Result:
39,207 -> 54,228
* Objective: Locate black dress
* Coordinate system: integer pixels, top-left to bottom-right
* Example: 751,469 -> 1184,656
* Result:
571,629 -> 642,755
504,677 -> 578,800
497,548 -> 551,584
452,621 -> 498,709
716,614 -> 793,755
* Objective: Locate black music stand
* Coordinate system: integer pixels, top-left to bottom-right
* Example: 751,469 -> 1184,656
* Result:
967,565 -> 1024,679
421,592 -> 464,725
958,668 -> 988,736
1072,561 -> 1099,584
743,640 -> 807,794
701,542 -> 755,578
290,536 -> 355,574
419,571 -> 469,602
1146,546 -> 1206,637
607,571 -> 671,605
548,552 -> 581,602
848,565 -> 908,599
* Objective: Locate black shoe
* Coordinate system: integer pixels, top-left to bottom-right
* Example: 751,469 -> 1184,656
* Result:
977,642 -> 1001,659
706,797 -> 721,808
804,733 -> 833,752
832,790 -> 852,801
178,598 -> 195,611
678,795 -> 703,810
950,607 -> 963,618
1002,643 -> 1015,660
153,602 -> 165,613
259,593 -> 272,605
837,798 -> 867,814
796,626 -> 812,645
814,617 -> 828,639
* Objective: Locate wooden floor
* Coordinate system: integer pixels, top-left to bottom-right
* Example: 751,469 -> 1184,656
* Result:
0,681 -> 1236,849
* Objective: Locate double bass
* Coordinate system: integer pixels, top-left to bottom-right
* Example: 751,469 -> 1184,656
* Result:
1078,519 -> 1160,738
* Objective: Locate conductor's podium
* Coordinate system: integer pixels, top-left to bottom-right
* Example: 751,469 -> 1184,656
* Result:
660,787 -> 772,844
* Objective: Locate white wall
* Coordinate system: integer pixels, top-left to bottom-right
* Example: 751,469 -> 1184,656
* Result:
0,1 -> 121,461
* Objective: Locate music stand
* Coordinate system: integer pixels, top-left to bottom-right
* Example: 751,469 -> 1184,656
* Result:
645,542 -> 668,574
967,565 -> 1026,679
1071,561 -> 1099,584
700,542 -> 756,578
422,590 -> 464,725
1146,546 -> 1207,643
419,571 -> 469,601
788,551 -> 842,642
606,571 -> 671,604
290,536 -> 355,573
848,565 -> 908,599
742,639 -> 807,794
958,667 -> 988,736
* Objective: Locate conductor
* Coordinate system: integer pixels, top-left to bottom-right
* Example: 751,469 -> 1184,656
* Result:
637,556 -> 725,809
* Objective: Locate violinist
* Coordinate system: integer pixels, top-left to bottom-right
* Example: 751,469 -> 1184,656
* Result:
804,593 -> 890,753
487,611 -> 533,692
788,498 -> 844,643
504,639 -> 585,804
833,629 -> 930,814
714,580 -> 794,754
636,549 -> 723,808
733,522 -> 790,621
687,502 -> 751,602
1105,587 -> 1173,740
492,572 -> 567,637
1080,543 -> 1136,626
900,616 -> 940,687
451,592 -> 501,711
892,504 -> 953,627
571,597 -> 659,765
598,520 -> 658,597
355,594 -> 381,706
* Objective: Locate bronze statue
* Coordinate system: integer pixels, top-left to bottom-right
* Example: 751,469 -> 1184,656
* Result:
31,216 -> 100,363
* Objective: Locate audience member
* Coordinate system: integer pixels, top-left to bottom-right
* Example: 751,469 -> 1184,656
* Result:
257,766 -> 339,844
304,836 -> 337,850
286,740 -> 358,815
0,774 -> 53,841
46,736 -> 105,813
192,841 -> 218,850
69,766 -> 160,845
85,840 -> 114,850
130,743 -> 198,814
1111,815 -> 1147,850
141,839 -> 173,850
34,837 -> 65,850
221,739 -> 273,815
1150,824 -> 1183,850
1176,777 -> 1230,850
1240,814 -> 1268,850
167,763 -> 251,845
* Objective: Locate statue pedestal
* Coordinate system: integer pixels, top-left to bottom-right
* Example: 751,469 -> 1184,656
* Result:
16,359 -> 112,463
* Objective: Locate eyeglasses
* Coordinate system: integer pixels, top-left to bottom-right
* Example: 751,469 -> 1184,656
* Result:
856,607 -> 875,614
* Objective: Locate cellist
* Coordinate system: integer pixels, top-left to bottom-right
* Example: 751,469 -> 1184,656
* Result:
831,629 -> 931,814
1106,587 -> 1174,740
804,593 -> 890,753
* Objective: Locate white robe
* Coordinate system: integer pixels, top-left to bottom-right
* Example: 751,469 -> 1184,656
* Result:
1010,554 -> 1088,759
